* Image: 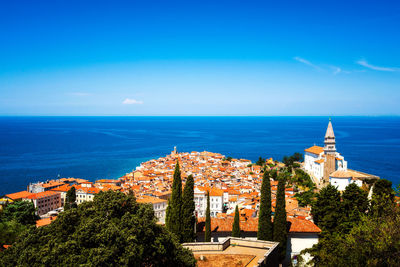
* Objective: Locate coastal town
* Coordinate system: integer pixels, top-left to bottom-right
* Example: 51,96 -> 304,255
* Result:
1,120 -> 383,265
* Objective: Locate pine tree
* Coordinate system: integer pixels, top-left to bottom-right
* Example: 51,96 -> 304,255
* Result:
341,183 -> 369,233
182,175 -> 196,242
371,179 -> 395,217
232,205 -> 241,237
166,161 -> 183,241
258,170 -> 273,240
273,173 -> 288,260
204,191 -> 211,242
311,184 -> 342,234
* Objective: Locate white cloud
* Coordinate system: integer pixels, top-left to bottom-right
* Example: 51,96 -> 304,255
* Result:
294,57 -> 321,71
330,66 -> 351,75
356,59 -> 398,72
122,98 -> 143,105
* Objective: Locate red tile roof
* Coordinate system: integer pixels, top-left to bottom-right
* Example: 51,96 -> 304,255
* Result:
197,217 -> 321,233
5,191 -> 34,200
26,191 -> 60,200
305,146 -> 324,155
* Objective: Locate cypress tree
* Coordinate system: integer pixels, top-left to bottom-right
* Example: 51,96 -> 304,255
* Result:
258,170 -> 273,240
182,175 -> 196,242
65,187 -> 77,210
204,191 -> 211,242
166,161 -> 183,241
232,205 -> 241,237
273,173 -> 288,260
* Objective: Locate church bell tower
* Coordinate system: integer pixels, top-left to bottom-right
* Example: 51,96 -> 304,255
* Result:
323,119 -> 336,183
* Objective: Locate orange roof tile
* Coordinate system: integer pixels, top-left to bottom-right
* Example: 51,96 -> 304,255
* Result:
36,216 -> 57,227
5,191 -> 34,200
305,146 -> 324,155
26,191 -> 60,200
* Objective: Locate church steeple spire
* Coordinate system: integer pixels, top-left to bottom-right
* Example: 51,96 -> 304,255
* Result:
324,118 -> 336,155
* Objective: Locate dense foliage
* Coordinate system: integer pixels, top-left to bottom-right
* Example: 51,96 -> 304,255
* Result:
0,200 -> 38,247
258,170 -> 273,240
0,190 -> 196,266
204,191 -> 211,242
0,200 -> 38,225
306,193 -> 399,266
282,152 -> 303,167
232,205 -> 241,237
166,162 -> 183,241
273,173 -> 288,260
256,156 -> 266,166
340,183 -> 368,233
305,179 -> 398,266
293,169 -> 317,207
182,175 -> 196,242
311,184 -> 342,233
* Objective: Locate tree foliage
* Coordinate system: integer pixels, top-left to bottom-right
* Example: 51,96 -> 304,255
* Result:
0,190 -> 196,266
273,173 -> 288,260
182,175 -> 196,243
256,156 -> 266,166
204,191 -> 211,242
282,152 -> 303,167
232,205 -> 241,237
311,184 -> 342,234
166,162 -> 183,241
65,187 -> 77,210
340,183 -> 369,233
370,179 -> 395,217
305,205 -> 400,267
258,170 -> 273,240
0,200 -> 38,225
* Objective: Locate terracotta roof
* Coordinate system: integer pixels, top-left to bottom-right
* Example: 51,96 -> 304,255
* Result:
330,170 -> 352,178
137,196 -> 167,204
314,159 -> 324,164
305,146 -> 324,155
330,169 -> 379,180
42,181 -> 65,188
5,191 -> 33,200
36,216 -> 57,227
197,217 -> 321,233
50,184 -> 72,193
26,191 -> 60,200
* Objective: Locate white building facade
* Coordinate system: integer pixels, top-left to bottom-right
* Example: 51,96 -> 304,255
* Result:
304,120 -> 347,183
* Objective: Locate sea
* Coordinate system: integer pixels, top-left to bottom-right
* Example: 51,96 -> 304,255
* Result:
0,116 -> 399,195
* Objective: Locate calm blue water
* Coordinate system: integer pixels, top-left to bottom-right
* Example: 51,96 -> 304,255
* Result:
0,116 -> 399,195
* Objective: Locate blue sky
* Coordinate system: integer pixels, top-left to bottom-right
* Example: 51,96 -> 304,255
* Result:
0,0 -> 399,115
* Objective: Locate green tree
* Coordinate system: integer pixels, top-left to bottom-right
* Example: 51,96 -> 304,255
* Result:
256,156 -> 265,166
166,162 -> 183,241
204,191 -> 211,242
64,187 -> 77,210
305,205 -> 400,267
0,190 -> 196,266
0,220 -> 31,247
273,173 -> 288,260
340,183 -> 369,233
0,200 -> 38,225
311,184 -> 342,234
182,175 -> 196,242
232,205 -> 241,237
370,179 -> 395,217
258,170 -> 273,240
